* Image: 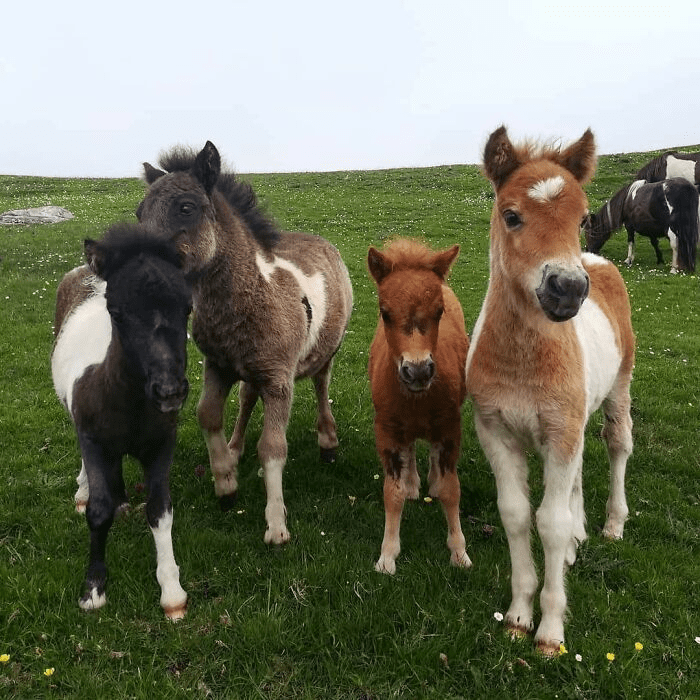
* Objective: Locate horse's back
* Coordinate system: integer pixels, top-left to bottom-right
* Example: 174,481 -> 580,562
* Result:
273,230 -> 353,349
54,265 -> 97,338
52,268 -> 111,413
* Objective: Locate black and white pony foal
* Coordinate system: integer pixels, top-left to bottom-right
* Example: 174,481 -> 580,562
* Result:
52,223 -> 191,619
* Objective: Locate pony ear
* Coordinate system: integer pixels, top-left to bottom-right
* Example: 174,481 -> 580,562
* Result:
193,141 -> 221,195
367,247 -> 392,284
84,239 -> 108,278
483,125 -> 521,189
431,244 -> 460,280
556,128 -> 596,184
143,162 -> 165,184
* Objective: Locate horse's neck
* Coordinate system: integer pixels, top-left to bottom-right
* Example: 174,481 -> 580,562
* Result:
100,331 -> 143,398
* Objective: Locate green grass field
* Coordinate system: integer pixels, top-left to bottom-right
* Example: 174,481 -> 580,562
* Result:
0,147 -> 698,699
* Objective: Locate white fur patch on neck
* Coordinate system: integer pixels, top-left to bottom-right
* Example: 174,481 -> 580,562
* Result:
528,175 -> 566,202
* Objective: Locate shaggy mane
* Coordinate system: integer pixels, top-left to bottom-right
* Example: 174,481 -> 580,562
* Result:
98,223 -> 183,272
158,146 -> 280,249
380,239 -> 444,272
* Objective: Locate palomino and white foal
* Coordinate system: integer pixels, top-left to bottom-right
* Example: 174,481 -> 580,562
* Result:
466,127 -> 634,655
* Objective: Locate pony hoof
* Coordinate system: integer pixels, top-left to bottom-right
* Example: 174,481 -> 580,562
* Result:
374,557 -> 396,575
264,528 -> 290,546
218,492 -> 238,511
505,623 -> 530,641
75,500 -> 87,514
164,602 -> 187,621
79,587 -> 107,611
450,550 -> 473,569
535,639 -> 563,658
319,447 -> 337,463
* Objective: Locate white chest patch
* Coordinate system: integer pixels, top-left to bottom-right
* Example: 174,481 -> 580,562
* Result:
51,281 -> 111,414
528,175 -> 565,202
255,252 -> 327,360
572,296 -> 621,416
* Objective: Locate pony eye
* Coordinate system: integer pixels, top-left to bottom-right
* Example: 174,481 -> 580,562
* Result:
435,306 -> 444,321
380,309 -> 391,325
503,209 -> 522,228
180,202 -> 195,216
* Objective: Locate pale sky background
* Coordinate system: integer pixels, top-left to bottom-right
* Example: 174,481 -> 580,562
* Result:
1,0 -> 698,178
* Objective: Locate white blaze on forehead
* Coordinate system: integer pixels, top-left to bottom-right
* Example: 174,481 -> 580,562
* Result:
256,252 -> 327,359
51,279 -> 111,414
528,175 -> 566,202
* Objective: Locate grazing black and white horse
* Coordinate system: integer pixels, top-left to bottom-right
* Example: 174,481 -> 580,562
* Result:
636,151 -> 700,185
51,223 -> 191,619
583,178 -> 699,272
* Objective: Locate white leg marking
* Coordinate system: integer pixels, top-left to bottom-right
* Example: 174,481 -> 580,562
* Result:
151,509 -> 187,620
475,411 -> 537,633
668,229 -> 679,272
74,461 -> 89,513
78,587 -> 106,611
534,444 -> 584,651
263,457 -> 289,545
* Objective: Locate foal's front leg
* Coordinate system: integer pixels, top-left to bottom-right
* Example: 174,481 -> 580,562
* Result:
144,439 -> 187,620
198,360 -> 238,508
258,380 -> 293,545
534,443 -> 584,655
375,438 -> 416,575
428,433 -> 471,569
76,434 -> 120,612
474,410 -> 537,636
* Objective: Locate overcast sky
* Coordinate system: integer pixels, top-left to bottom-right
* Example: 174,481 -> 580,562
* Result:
1,0 -> 698,177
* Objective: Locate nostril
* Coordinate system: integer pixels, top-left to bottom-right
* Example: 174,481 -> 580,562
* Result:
399,362 -> 414,383
547,274 -> 565,296
426,358 -> 436,379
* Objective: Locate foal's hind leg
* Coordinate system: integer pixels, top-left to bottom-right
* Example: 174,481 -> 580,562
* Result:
198,359 -> 238,508
667,229 -> 679,272
228,381 -> 259,463
601,380 -> 633,539
75,461 -> 89,513
428,436 -> 471,569
650,236 -> 665,265
624,227 -> 636,267
312,359 -> 339,463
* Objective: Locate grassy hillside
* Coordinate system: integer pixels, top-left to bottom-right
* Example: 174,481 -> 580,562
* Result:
0,145 -> 698,699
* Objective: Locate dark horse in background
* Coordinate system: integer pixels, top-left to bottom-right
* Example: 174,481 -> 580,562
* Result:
583,178 -> 699,273
635,151 -> 700,185
52,224 -> 191,619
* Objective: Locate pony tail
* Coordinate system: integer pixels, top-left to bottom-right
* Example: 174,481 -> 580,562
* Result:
671,194 -> 699,272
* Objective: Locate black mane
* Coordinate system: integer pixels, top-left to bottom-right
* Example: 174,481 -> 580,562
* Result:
635,152 -> 676,181
158,146 -> 280,249
93,223 -> 184,275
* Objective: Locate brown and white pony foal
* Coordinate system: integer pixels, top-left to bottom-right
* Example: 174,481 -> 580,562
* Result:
52,224 -> 191,619
466,127 -> 634,655
368,240 -> 471,575
137,142 -> 353,545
